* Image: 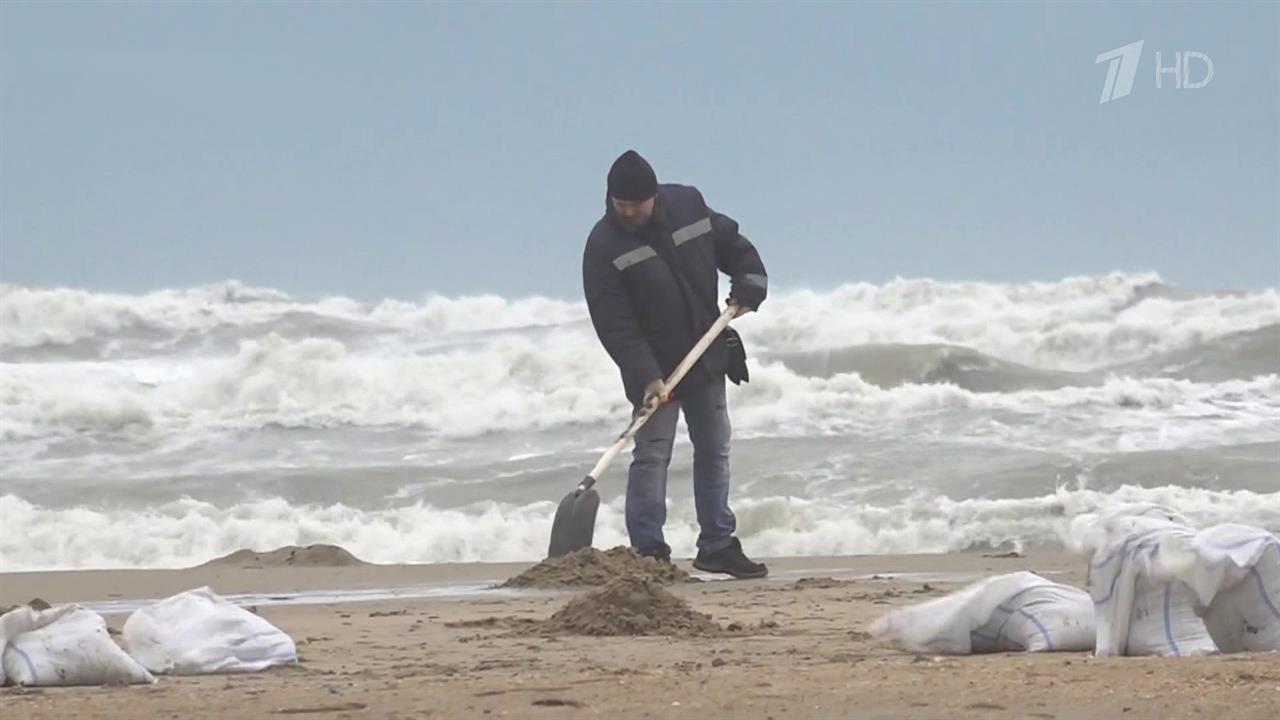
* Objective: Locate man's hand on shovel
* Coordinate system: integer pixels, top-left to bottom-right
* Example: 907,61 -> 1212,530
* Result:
728,299 -> 752,318
642,378 -> 670,412
547,304 -> 740,558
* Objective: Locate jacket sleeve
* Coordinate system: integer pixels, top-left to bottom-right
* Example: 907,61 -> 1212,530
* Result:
583,242 -> 663,394
703,197 -> 768,310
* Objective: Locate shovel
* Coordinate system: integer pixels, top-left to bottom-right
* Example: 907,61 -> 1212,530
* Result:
547,304 -> 739,558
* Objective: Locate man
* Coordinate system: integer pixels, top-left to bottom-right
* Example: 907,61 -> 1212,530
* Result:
582,150 -> 769,579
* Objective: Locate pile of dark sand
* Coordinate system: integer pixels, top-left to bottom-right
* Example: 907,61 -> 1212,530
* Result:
199,544 -> 368,568
537,576 -> 719,636
502,546 -> 690,588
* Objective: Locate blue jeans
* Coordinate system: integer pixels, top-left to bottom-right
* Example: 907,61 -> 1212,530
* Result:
627,377 -> 736,555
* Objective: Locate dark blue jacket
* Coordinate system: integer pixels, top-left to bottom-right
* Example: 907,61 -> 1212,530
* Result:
583,183 -> 768,404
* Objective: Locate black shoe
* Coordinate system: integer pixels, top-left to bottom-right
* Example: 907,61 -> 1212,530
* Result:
636,543 -> 672,564
692,538 -> 768,579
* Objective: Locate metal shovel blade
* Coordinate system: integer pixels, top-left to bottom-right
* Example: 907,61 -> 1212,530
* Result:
547,479 -> 600,558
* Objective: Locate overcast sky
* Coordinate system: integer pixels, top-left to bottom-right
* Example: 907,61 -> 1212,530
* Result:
2,1 -> 1276,300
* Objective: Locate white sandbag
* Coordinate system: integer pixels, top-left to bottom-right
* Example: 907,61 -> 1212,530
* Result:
974,582 -> 1095,653
2,607 -> 154,686
1074,512 -> 1219,656
1194,526 -> 1280,652
1067,506 -> 1192,559
871,571 -> 1095,654
0,604 -> 77,685
123,587 -> 297,674
1121,570 -> 1218,657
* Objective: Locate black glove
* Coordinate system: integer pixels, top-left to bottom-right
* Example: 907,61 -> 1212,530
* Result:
728,280 -> 766,312
724,327 -> 749,385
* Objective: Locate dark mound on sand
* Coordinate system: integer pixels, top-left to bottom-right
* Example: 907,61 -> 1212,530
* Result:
502,546 -> 691,588
199,544 -> 369,568
537,576 -> 719,636
0,598 -> 51,616
791,577 -> 858,590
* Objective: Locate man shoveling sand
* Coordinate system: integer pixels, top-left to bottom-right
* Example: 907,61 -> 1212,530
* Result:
582,150 -> 769,578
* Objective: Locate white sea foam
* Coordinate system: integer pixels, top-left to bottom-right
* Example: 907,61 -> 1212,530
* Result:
3,485 -> 1276,572
5,275 -> 1278,370
0,281 -> 587,352
3,275 -> 1277,571
3,332 -> 1276,455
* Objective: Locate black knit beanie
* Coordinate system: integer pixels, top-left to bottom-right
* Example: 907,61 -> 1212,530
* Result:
607,150 -> 658,201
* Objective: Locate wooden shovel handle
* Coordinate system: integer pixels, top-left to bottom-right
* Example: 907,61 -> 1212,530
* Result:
581,304 -> 739,487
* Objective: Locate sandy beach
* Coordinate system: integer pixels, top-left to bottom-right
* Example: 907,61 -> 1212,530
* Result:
3,551 -> 1277,720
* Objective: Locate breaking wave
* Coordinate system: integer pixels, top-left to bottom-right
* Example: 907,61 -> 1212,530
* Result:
3,485 -> 1277,571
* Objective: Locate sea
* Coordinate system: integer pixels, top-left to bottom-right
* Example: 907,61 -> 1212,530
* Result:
2,272 -> 1277,571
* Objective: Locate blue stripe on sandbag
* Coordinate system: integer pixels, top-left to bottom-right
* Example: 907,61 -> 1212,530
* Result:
12,645 -> 38,684
1163,583 -> 1182,657
1017,609 -> 1055,651
1252,566 -> 1280,621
